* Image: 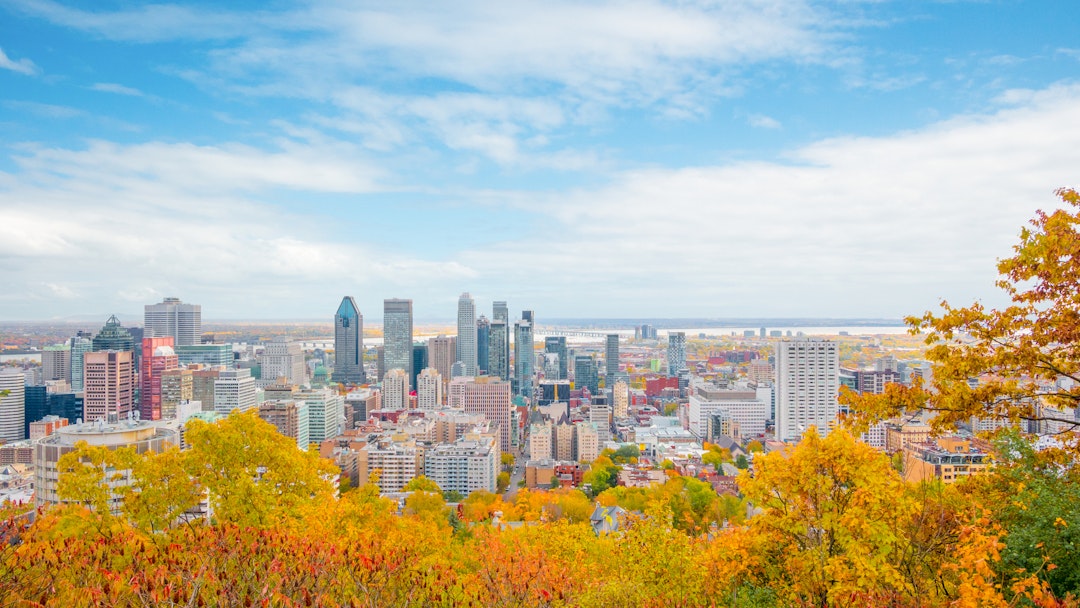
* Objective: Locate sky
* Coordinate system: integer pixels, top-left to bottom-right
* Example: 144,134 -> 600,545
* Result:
1,0 -> 1079,322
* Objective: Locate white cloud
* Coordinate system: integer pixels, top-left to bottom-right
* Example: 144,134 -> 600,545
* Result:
0,47 -> 37,75
91,82 -> 145,96
748,113 -> 782,129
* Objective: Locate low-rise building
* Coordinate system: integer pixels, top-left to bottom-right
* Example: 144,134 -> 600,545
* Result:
903,436 -> 989,484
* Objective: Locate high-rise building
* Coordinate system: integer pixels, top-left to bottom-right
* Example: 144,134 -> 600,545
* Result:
688,384 -> 771,439
191,367 -> 221,412
412,342 -> 428,390
259,400 -> 310,450
383,299 -> 413,389
213,369 -> 257,415
612,380 -> 629,418
297,387 -> 343,443
667,332 -> 687,376
775,338 -> 839,442
605,334 -> 620,380
493,301 -> 509,324
259,338 -> 305,386
381,368 -> 409,411
83,350 -> 135,422
92,315 -> 135,354
544,337 -> 568,380
424,436 -> 499,495
574,355 -> 599,394
144,297 -> 202,346
488,320 -> 509,381
456,293 -> 477,376
0,370 -> 25,442
69,335 -> 93,391
160,368 -> 193,420
575,422 -> 599,462
42,344 -> 71,384
476,315 -> 490,375
514,319 -> 534,399
530,421 -> 553,461
462,378 -> 513,452
176,344 -> 233,369
427,335 -> 456,385
140,337 -> 178,421
332,296 -> 366,385
590,402 -> 611,444
417,368 -> 444,409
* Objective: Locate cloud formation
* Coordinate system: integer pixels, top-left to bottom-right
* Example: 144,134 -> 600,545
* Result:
0,47 -> 37,75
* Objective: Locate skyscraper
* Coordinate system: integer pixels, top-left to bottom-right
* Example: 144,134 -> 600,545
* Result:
493,301 -> 509,324
605,334 -> 620,381
41,345 -> 71,383
462,378 -> 513,451
383,299 -> 413,389
417,368 -> 444,409
382,368 -> 409,411
0,370 -> 25,442
144,297 -> 202,346
259,338 -> 305,386
332,296 -> 365,384
456,293 -> 477,376
489,320 -> 509,381
667,332 -> 687,376
213,369 -> 257,415
574,355 -> 599,394
428,335 -> 456,386
476,315 -> 490,375
92,315 -> 135,353
775,338 -> 840,443
412,342 -> 428,390
83,350 -> 134,422
140,337 -> 178,421
69,335 -> 93,392
514,318 -> 534,399
544,337 -> 568,380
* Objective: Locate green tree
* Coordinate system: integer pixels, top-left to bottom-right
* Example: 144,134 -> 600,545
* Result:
501,452 -> 515,471
497,471 -> 511,493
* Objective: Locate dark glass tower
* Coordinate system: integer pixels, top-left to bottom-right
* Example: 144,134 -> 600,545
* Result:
412,342 -> 428,390
332,296 -> 366,384
476,315 -> 490,375
92,315 -> 135,352
545,336 -> 568,380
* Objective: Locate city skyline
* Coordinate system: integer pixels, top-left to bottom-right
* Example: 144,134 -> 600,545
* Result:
2,2 -> 1080,320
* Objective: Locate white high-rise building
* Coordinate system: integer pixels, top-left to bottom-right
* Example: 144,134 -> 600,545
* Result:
144,297 -> 202,346
590,402 -> 611,444
575,422 -> 599,462
424,436 -> 499,495
417,368 -> 443,409
688,383 -> 772,439
382,368 -> 409,411
297,386 -> 344,442
775,338 -> 840,442
259,338 -> 305,386
612,381 -> 629,418
0,370 -> 25,442
456,293 -> 477,376
213,369 -> 257,415
530,421 -> 553,461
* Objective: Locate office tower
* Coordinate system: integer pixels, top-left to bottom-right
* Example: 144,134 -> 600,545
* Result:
382,298 -> 413,389
382,368 -> 409,411
575,422 -> 599,462
748,359 -> 773,384
297,387 -> 343,442
613,380 -> 629,418
456,293 -> 477,376
427,335 -> 456,384
417,368 -> 444,409
543,353 -> 560,380
92,315 -> 135,353
544,336 -> 568,380
191,367 -> 220,412
775,338 -> 840,442
144,297 -> 202,346
83,351 -> 135,422
41,345 -> 71,383
554,423 -> 575,461
493,301 -> 509,324
213,369 -> 257,415
667,332 -> 687,376
476,315 -> 490,375
375,347 -> 385,381
160,368 -> 193,420
140,337 -> 178,421
24,385 -> 47,439
514,318 -> 534,399
689,384 -> 771,438
69,335 -> 92,391
260,338 -> 305,386
258,400 -> 310,450
176,344 -> 233,369
451,361 -> 467,378
605,334 -> 620,380
590,402 -> 611,444
488,320 -> 509,381
573,355 -> 597,394
0,370 -> 25,442
462,378 -> 513,451
522,310 -> 534,324
332,296 -> 366,384
412,343 -> 427,390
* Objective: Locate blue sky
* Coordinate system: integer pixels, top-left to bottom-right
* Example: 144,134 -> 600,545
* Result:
1,0 -> 1079,322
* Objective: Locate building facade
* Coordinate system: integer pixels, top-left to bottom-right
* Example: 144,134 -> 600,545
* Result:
83,350 -> 134,422
667,332 -> 687,376
775,338 -> 840,442
383,299 -> 413,389
456,293 -> 477,376
144,297 -> 202,346
332,296 -> 366,385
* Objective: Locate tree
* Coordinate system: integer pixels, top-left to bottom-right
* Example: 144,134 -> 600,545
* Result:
500,452 -> 515,471
496,471 -> 510,493
844,188 -> 1080,437
404,475 -> 441,493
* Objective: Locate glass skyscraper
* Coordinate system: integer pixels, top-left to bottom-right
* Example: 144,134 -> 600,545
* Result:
332,296 -> 365,384
514,317 -> 534,399
488,320 -> 508,381
456,293 -> 477,376
476,315 -> 490,375
383,299 -> 413,389
605,334 -> 620,380
545,336 -> 568,380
